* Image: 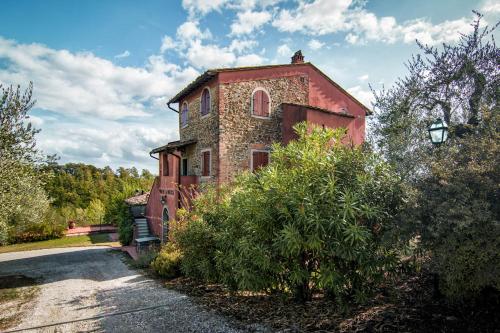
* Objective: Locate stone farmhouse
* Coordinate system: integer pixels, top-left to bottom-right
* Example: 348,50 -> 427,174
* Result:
139,51 -> 370,245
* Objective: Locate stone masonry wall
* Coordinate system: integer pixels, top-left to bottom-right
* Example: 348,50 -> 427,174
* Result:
179,81 -> 219,183
219,75 -> 308,182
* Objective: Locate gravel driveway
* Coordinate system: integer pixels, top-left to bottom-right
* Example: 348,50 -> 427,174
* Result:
0,247 -> 246,333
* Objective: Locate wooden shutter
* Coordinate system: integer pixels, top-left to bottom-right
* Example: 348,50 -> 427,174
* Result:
253,90 -> 263,116
202,151 -> 210,176
252,151 -> 269,171
253,90 -> 269,117
162,154 -> 169,176
201,89 -> 210,116
181,103 -> 188,126
261,91 -> 269,117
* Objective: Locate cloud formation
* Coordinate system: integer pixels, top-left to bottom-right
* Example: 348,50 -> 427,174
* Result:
272,0 -> 476,45
0,37 -> 199,120
114,50 -> 130,58
230,10 -> 272,35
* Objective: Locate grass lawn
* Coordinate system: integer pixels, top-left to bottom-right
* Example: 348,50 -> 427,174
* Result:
0,233 -> 120,254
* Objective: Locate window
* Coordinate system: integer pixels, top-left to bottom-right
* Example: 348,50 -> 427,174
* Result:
181,158 -> 188,176
201,150 -> 211,177
251,89 -> 270,118
251,150 -> 269,171
162,153 -> 169,176
200,88 -> 211,116
181,102 -> 188,128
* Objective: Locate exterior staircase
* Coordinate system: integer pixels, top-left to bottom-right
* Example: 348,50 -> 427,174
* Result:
135,218 -> 150,238
134,218 -> 159,253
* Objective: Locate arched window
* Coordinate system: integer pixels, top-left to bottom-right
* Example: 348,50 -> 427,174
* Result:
200,88 -> 211,116
181,102 -> 188,127
251,89 -> 270,118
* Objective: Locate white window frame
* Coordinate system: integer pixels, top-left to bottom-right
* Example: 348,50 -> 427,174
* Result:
250,149 -> 270,171
200,87 -> 212,119
200,148 -> 212,178
250,87 -> 271,120
181,101 -> 189,129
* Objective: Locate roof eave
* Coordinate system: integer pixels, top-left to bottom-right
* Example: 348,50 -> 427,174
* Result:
167,71 -> 218,104
149,139 -> 197,154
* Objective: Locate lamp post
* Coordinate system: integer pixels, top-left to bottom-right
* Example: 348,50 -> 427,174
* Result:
428,118 -> 449,145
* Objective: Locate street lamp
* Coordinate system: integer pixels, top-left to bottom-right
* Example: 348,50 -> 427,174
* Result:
428,118 -> 448,145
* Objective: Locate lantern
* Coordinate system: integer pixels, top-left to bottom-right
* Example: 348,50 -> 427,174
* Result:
428,118 -> 448,145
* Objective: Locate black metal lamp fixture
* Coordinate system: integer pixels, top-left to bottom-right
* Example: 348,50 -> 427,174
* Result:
160,196 -> 166,205
428,118 -> 449,145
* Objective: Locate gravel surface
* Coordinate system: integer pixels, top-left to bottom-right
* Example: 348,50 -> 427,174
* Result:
0,247 -> 246,333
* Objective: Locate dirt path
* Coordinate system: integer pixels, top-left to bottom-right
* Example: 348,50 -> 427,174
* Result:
0,247 -> 246,333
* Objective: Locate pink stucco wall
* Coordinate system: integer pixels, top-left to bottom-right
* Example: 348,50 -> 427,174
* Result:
282,104 -> 362,145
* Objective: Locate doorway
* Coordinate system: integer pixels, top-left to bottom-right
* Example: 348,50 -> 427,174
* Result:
162,207 -> 169,243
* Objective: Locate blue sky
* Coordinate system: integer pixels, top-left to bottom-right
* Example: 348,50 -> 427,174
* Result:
0,0 -> 498,172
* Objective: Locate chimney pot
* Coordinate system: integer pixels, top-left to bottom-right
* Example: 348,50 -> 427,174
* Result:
291,50 -> 304,64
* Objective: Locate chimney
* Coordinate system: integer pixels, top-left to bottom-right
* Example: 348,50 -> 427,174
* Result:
291,50 -> 304,64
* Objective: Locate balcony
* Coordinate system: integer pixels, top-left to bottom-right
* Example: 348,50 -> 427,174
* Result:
180,175 -> 198,188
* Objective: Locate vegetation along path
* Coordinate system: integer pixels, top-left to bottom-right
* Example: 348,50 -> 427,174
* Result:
0,247 -> 244,333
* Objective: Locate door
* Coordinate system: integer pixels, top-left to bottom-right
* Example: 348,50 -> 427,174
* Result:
162,207 -> 169,243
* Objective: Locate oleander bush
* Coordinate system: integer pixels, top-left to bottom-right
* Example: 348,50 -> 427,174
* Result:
174,123 -> 405,303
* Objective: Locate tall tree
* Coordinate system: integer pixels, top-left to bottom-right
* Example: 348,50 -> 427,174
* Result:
371,12 -> 499,181
371,13 -> 499,299
0,83 -> 50,244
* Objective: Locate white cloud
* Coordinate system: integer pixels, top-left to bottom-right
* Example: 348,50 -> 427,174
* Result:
308,39 -> 325,50
160,36 -> 176,53
0,36 -> 199,120
358,74 -> 369,81
38,119 -> 179,171
230,10 -> 272,35
272,0 -> 477,46
398,17 -> 473,45
114,50 -> 130,59
186,40 -> 236,68
235,53 -> 265,66
347,85 -> 374,109
345,33 -> 359,44
277,43 -> 291,56
229,39 -> 258,53
182,0 -> 229,18
177,21 -> 212,42
166,20 -> 265,70
272,0 -> 352,34
482,0 -> 500,13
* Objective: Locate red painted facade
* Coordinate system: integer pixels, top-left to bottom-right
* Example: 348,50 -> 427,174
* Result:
146,54 -> 369,242
282,104 -> 362,145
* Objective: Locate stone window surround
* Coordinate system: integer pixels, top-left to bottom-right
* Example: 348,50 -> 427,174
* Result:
200,86 -> 212,119
250,148 -> 271,171
250,87 -> 271,120
200,148 -> 212,179
181,101 -> 189,129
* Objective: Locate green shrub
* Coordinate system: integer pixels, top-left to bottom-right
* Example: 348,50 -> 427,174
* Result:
416,112 -> 500,299
8,208 -> 66,243
151,243 -> 183,278
175,213 -> 219,281
115,202 -> 133,245
177,123 -> 404,303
